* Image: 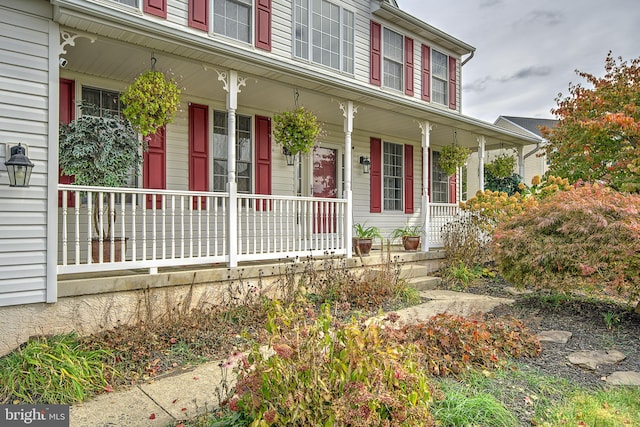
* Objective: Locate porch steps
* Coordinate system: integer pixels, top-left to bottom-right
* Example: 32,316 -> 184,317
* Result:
368,263 -> 442,291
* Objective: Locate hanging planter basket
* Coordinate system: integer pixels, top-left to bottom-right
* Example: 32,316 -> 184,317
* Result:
272,107 -> 322,155
439,145 -> 471,176
121,69 -> 181,137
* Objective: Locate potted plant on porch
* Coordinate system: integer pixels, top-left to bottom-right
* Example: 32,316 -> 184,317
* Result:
59,103 -> 144,262
352,223 -> 381,256
391,225 -> 423,251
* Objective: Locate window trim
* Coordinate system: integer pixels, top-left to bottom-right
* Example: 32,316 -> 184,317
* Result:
293,0 -> 356,74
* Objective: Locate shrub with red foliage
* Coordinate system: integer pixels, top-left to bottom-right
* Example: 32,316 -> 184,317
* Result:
492,184 -> 640,304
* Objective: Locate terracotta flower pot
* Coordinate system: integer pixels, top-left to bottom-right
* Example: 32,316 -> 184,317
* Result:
91,237 -> 128,263
402,236 -> 420,251
352,237 -> 373,256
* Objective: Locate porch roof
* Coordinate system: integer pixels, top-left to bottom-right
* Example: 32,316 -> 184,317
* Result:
53,0 -> 539,150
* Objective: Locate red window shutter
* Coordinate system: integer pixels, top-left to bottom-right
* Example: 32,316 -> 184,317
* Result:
144,0 -> 167,18
59,78 -> 75,208
255,0 -> 272,51
188,0 -> 208,31
369,21 -> 382,86
449,174 -> 457,204
448,56 -> 457,110
255,115 -> 272,211
370,137 -> 382,213
404,37 -> 414,96
421,44 -> 431,101
189,103 -> 209,209
404,144 -> 414,213
144,126 -> 166,209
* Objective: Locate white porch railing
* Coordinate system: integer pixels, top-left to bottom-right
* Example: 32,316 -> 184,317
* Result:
57,185 -> 347,274
428,202 -> 461,247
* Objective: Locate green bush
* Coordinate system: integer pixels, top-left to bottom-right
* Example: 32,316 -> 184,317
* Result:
228,303 -> 436,426
485,172 -> 523,196
492,184 -> 640,303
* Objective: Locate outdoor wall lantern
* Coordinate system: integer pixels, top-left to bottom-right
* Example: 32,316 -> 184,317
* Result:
359,156 -> 371,174
4,143 -> 34,187
282,147 -> 295,166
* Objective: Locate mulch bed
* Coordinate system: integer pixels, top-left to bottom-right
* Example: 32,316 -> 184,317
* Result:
456,277 -> 640,389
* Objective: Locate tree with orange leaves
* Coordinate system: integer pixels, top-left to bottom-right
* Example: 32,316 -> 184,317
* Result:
542,52 -> 640,192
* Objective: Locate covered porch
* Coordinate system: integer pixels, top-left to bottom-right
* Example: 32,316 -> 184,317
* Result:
57,185 -> 458,275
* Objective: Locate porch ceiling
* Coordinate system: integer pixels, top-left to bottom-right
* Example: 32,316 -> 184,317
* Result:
56,4 -> 539,150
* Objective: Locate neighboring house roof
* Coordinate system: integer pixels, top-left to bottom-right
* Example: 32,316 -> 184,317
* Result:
494,116 -> 558,140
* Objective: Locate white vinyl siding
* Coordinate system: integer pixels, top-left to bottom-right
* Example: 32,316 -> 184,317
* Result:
0,2 -> 54,307
432,49 -> 448,106
383,28 -> 403,91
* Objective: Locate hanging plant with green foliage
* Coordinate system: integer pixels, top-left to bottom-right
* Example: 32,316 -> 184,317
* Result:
121,70 -> 181,137
485,153 -> 517,178
272,107 -> 322,155
439,145 -> 471,176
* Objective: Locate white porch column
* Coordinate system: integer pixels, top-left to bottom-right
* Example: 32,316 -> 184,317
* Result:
218,70 -> 247,268
340,101 -> 357,258
478,136 -> 486,191
517,145 -> 525,179
420,121 -> 431,252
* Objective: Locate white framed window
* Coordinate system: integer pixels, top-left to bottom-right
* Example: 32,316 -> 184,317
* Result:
383,28 -> 403,91
383,141 -> 403,211
81,86 -> 138,194
432,49 -> 448,106
293,0 -> 355,74
82,86 -> 124,118
214,0 -> 252,43
431,151 -> 449,203
110,0 -> 138,7
213,111 -> 253,193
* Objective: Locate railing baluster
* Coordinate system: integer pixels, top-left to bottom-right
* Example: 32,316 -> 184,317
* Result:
74,191 -> 80,265
61,192 -> 68,266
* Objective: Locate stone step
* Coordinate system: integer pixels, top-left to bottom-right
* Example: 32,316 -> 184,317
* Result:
407,275 -> 441,291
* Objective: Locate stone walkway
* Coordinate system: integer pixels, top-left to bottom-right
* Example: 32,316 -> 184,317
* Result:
535,329 -> 640,386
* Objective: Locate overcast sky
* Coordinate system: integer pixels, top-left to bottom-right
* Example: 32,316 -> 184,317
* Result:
397,0 -> 639,123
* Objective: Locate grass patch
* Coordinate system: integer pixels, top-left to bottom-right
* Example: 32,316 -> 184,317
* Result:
433,378 -> 518,427
0,333 -> 114,404
537,387 -> 640,427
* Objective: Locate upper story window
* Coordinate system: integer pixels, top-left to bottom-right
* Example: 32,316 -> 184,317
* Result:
213,111 -> 253,193
432,49 -> 448,106
383,28 -> 403,91
294,0 -> 355,74
383,141 -> 403,211
214,0 -> 252,43
111,0 -> 138,6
